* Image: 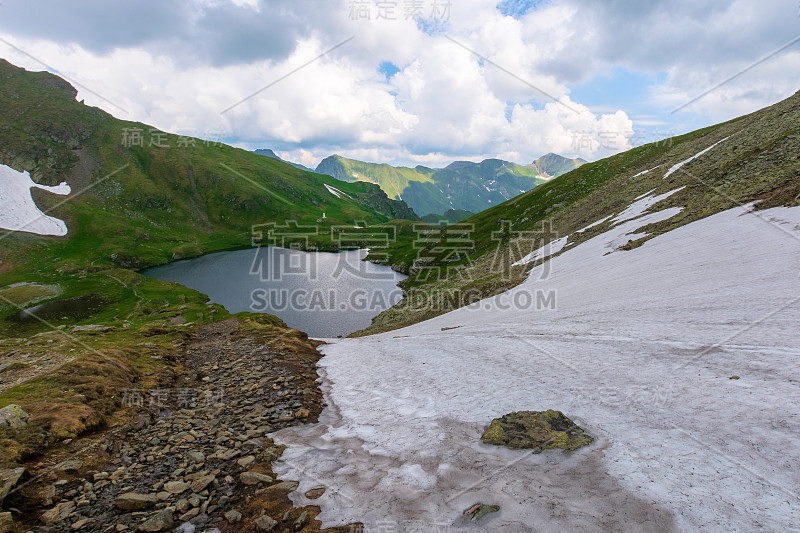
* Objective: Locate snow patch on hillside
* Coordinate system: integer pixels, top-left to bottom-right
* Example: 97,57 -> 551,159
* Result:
0,165 -> 71,236
631,165 -> 661,178
611,187 -> 684,225
515,188 -> 685,266
324,183 -> 352,199
663,136 -> 731,180
274,202 -> 800,532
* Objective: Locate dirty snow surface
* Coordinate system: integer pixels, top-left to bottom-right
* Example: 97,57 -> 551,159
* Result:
0,164 -> 71,236
273,202 -> 800,532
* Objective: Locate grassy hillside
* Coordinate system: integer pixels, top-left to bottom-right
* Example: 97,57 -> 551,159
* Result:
0,60 -> 416,279
316,155 -> 549,216
420,209 -> 474,224
356,90 -> 800,335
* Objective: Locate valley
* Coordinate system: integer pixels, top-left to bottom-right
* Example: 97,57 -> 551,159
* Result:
0,5 -> 799,530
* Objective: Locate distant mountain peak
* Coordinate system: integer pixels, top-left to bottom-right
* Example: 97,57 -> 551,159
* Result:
254,148 -> 314,173
530,153 -> 586,179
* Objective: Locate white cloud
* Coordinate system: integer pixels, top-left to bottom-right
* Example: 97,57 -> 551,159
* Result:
1,0 -> 796,167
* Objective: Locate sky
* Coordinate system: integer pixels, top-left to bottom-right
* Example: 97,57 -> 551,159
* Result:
0,0 -> 798,169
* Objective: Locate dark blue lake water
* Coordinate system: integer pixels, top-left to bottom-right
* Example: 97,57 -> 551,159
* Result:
142,247 -> 406,338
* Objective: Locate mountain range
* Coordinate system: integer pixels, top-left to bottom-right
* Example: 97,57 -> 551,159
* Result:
313,153 -> 584,216
254,150 -> 584,218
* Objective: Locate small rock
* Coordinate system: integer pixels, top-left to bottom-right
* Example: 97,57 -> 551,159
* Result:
41,484 -> 56,506
187,451 -> 205,464
236,455 -> 256,468
305,487 -> 326,500
730,375 -> 740,380
268,480 -> 299,492
224,510 -> 242,523
71,517 -> 94,530
295,408 -> 310,419
239,472 -> 273,486
179,508 -> 200,522
114,492 -> 158,510
187,494 -> 201,508
141,508 -> 174,532
175,498 -> 189,514
464,503 -> 500,522
254,515 -> 278,531
190,474 -> 215,493
293,510 -> 309,531
164,481 -> 190,494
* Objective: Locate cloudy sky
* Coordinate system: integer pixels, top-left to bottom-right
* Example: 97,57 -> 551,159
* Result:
1,0 -> 798,168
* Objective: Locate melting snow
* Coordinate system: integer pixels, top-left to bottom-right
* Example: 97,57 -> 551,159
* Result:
324,183 -> 352,199
577,215 -> 612,232
611,187 -> 685,225
512,235 -> 569,266
631,165 -> 662,178
0,165 -> 71,236
663,137 -> 731,180
515,189 -> 684,266
274,199 -> 800,531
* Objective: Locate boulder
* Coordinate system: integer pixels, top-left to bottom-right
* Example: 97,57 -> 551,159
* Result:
0,467 -> 25,504
481,410 -> 593,452
0,404 -> 30,429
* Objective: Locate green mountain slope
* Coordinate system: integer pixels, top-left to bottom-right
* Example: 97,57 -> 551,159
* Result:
420,209 -> 474,224
316,155 -> 550,216
357,89 -> 800,335
0,60 -> 415,279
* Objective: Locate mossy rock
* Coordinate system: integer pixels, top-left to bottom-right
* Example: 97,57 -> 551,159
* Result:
481,410 -> 593,452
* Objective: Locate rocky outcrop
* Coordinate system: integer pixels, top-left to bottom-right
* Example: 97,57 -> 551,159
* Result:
0,404 -> 30,429
481,410 -> 593,452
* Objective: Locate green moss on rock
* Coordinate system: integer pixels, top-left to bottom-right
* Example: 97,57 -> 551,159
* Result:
481,410 -> 593,452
